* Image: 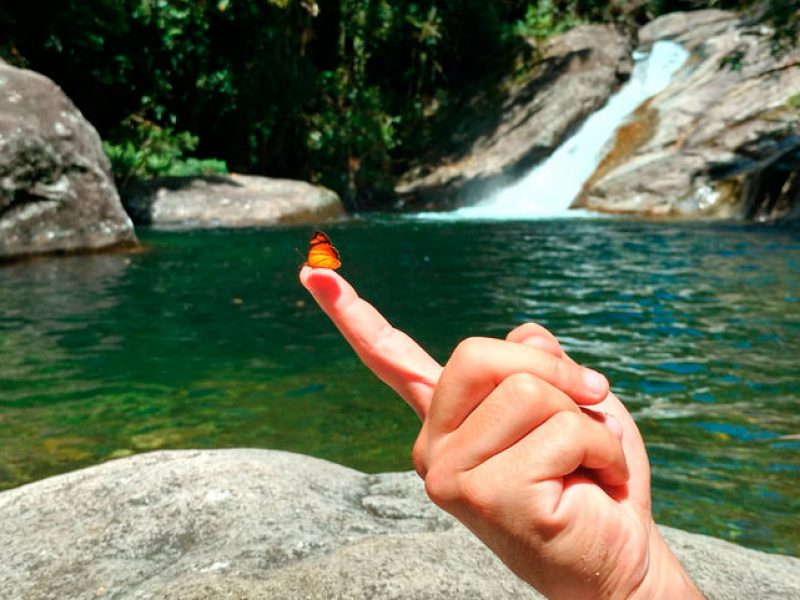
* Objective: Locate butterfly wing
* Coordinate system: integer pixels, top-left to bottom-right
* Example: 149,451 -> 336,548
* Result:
307,230 -> 342,269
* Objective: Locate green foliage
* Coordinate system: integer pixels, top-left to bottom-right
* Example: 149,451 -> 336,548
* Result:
719,49 -> 745,71
103,116 -> 227,186
0,1 -> 539,206
763,0 -> 799,53
0,0 -> 797,209
788,93 -> 800,109
513,1 -> 584,41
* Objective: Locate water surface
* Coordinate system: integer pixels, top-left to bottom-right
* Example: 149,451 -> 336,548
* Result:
1,218 -> 798,555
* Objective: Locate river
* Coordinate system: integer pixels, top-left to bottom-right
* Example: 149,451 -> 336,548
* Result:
1,218 -> 798,555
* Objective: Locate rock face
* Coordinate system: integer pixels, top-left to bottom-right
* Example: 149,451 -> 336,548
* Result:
575,10 -> 800,220
395,25 -> 634,209
122,174 -> 344,228
0,60 -> 137,259
1,449 -> 799,599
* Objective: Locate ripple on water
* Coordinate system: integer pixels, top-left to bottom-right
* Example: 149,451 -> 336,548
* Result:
0,219 -> 799,555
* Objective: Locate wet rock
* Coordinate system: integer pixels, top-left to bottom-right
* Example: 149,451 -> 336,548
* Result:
0,60 -> 137,259
122,174 -> 344,228
576,10 -> 800,220
1,449 -> 799,599
395,25 -> 634,210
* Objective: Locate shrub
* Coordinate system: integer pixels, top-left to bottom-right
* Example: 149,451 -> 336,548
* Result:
103,115 -> 227,187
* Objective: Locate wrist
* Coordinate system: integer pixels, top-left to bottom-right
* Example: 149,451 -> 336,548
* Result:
629,523 -> 703,600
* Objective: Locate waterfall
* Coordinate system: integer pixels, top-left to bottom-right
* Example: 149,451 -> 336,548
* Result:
417,40 -> 689,221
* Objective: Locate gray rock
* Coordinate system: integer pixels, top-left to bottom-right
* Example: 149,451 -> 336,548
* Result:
660,527 -> 800,600
576,10 -> 800,220
395,25 -> 633,209
1,449 -> 799,599
122,174 -> 344,229
0,61 -> 137,259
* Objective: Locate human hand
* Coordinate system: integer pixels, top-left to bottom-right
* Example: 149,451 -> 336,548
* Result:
299,266 -> 700,599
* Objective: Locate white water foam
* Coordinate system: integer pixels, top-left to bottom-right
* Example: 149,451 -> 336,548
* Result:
416,40 -> 689,221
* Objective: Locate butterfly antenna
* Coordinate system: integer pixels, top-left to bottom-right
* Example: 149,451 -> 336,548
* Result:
294,246 -> 307,268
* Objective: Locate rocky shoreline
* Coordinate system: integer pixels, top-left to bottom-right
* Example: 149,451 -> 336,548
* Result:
395,24 -> 634,211
0,449 -> 798,599
398,10 -> 800,221
0,62 -> 344,260
2,8 -> 798,261
0,59 -> 137,260
575,10 -> 800,220
121,174 -> 344,229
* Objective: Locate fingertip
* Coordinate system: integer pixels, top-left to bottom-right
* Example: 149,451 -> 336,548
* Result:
299,266 -> 345,306
299,265 -> 312,287
581,368 -> 610,401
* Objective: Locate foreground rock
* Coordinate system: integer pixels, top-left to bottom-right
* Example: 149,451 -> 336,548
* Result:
122,174 -> 344,228
0,60 -> 137,260
576,10 -> 800,219
1,450 -> 798,599
396,25 -> 633,209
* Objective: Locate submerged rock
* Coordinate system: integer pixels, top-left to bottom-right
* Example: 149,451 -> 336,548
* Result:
0,60 -> 137,259
396,25 -> 634,210
0,449 -> 798,599
575,9 -> 800,220
122,174 -> 344,228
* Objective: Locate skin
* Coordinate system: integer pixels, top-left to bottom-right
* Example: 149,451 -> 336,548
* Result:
299,265 -> 702,599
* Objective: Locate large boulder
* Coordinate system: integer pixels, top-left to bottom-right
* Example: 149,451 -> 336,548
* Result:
122,174 -> 345,228
1,449 -> 798,599
0,61 -> 137,259
575,10 -> 800,220
395,25 -> 634,209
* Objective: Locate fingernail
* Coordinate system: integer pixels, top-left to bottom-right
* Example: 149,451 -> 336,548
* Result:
582,368 -> 608,397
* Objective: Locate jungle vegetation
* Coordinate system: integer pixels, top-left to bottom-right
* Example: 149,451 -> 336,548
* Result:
1,1 -> 796,209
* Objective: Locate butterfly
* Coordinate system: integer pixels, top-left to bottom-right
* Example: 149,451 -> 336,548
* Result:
306,230 -> 342,270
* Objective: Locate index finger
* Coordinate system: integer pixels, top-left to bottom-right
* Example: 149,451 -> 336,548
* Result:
299,265 -> 441,419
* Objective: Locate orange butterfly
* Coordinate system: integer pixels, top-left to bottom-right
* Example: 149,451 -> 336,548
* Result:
306,230 -> 342,270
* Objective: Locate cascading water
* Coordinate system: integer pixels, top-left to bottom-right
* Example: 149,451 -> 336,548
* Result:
418,40 -> 689,221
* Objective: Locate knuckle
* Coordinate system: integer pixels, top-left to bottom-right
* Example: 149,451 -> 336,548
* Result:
505,371 -> 545,401
541,351 -> 574,387
459,474 -> 497,516
425,467 -> 497,517
424,463 -> 458,508
411,435 -> 428,478
531,337 -> 563,357
529,509 -> 564,538
449,337 -> 488,371
509,322 -> 552,341
507,323 -> 563,357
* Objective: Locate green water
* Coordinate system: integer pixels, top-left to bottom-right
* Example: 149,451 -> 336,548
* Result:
1,218 -> 799,555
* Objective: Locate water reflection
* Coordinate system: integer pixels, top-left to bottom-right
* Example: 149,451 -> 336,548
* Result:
0,254 -> 132,403
379,219 -> 800,554
0,220 -> 798,555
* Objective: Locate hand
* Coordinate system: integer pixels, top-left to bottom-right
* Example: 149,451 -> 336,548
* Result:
299,266 -> 701,599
